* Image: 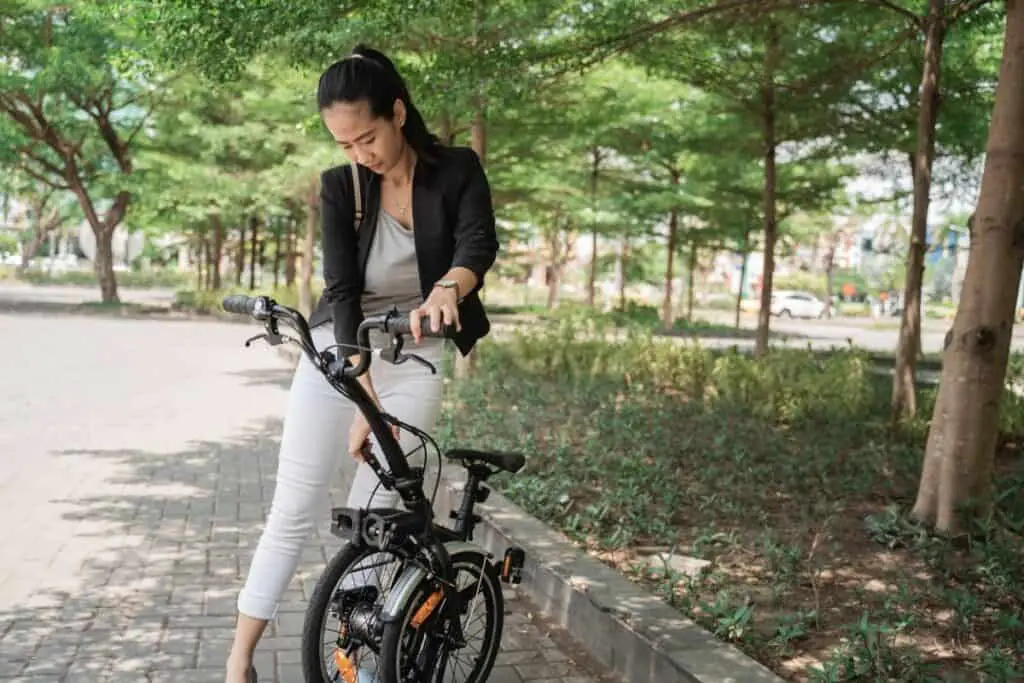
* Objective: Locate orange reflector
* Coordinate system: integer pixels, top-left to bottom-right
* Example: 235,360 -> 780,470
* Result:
334,649 -> 357,683
411,590 -> 443,628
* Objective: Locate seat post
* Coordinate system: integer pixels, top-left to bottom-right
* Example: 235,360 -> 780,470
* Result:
451,465 -> 487,541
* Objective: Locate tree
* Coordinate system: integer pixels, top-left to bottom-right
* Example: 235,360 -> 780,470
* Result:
0,2 -> 160,302
131,59 -> 332,299
911,0 -> 1024,533
628,5 -> 891,353
0,172 -> 78,271
871,0 -> 1005,421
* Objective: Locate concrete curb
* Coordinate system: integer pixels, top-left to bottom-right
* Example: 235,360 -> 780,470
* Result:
433,474 -> 785,683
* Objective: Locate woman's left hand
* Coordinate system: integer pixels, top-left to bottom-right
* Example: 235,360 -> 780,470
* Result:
411,286 -> 460,343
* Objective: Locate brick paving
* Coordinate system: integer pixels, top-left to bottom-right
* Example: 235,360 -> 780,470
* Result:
0,312 -> 611,683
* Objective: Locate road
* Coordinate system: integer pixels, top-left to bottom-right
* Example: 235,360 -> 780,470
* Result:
0,310 -> 609,682
4,280 -> 1023,356
0,282 -> 176,308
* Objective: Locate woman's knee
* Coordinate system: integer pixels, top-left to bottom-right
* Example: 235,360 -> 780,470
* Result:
263,497 -> 318,543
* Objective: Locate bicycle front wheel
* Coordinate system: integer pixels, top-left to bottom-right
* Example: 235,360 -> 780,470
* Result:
301,542 -> 409,683
379,549 -> 504,683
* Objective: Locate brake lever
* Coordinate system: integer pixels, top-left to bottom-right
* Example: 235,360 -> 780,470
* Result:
244,317 -> 286,347
380,335 -> 437,374
244,332 -> 285,347
402,353 -> 437,374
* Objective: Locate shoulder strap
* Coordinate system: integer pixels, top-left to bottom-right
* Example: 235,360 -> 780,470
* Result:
349,161 -> 364,229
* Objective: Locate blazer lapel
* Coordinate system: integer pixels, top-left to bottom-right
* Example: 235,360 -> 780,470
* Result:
411,161 -> 445,295
357,168 -> 380,278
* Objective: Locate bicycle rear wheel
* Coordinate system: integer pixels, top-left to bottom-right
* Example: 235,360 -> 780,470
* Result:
378,549 -> 504,683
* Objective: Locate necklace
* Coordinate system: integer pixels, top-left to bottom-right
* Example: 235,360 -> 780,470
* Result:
394,193 -> 410,216
390,145 -> 415,217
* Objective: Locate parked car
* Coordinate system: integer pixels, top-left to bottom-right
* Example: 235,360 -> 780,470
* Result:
770,290 -> 828,319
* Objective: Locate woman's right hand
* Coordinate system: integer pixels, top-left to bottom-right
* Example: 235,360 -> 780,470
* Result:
348,400 -> 402,461
348,411 -> 373,461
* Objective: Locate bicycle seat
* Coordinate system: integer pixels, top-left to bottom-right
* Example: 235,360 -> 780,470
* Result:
446,449 -> 526,474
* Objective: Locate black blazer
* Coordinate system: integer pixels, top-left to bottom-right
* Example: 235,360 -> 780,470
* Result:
309,145 -> 499,356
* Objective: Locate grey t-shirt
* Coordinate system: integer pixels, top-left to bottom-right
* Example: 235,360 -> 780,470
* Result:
361,210 -> 423,317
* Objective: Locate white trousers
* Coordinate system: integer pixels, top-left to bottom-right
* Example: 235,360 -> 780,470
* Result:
237,325 -> 445,620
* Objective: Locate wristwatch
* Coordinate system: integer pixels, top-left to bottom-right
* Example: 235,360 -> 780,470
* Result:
434,278 -> 462,302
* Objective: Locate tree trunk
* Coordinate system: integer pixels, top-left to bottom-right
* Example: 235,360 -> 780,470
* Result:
248,215 -> 260,290
438,110 -> 456,146
455,107 -> 487,379
236,222 -> 247,286
587,148 -> 602,307
735,233 -> 750,329
19,204 -> 63,273
546,265 -> 561,309
687,242 -> 697,320
614,237 -> 629,311
211,216 -> 224,290
273,219 -> 282,290
284,217 -> 297,288
93,227 -> 118,303
755,23 -> 779,356
893,0 -> 947,421
199,237 -> 209,290
662,170 -> 680,329
824,239 -> 837,318
299,186 -> 317,318
70,185 -> 128,304
911,0 -> 1024,533
663,211 -> 677,329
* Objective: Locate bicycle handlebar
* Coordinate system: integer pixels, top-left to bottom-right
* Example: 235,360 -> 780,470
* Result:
220,294 -> 453,379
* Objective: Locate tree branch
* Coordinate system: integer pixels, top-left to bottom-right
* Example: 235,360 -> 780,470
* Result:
852,0 -> 923,27
776,24 -> 920,96
18,147 -> 65,180
0,93 -> 44,140
948,0 -> 993,24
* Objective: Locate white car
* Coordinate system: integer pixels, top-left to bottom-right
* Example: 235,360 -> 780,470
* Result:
770,290 -> 827,319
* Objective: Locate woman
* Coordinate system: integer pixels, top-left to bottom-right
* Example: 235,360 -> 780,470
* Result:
225,45 -> 499,683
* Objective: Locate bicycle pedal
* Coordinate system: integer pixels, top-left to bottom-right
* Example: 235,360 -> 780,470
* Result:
500,546 -> 526,584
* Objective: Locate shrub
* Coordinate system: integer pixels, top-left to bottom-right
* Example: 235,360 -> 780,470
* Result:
489,318 -> 878,427
173,284 -> 322,314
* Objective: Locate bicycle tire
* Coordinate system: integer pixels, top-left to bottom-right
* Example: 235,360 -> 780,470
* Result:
378,549 -> 504,683
301,543 -> 409,683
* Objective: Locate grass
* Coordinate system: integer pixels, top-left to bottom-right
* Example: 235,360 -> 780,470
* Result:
437,320 -> 1024,682
0,265 -> 193,288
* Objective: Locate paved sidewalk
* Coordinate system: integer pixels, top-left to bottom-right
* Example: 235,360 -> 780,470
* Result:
0,313 -> 610,683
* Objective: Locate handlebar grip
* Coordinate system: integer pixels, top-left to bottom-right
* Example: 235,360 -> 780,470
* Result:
385,314 -> 455,339
222,295 -> 256,315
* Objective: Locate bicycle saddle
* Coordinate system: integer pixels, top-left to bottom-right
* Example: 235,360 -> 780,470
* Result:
446,449 -> 526,474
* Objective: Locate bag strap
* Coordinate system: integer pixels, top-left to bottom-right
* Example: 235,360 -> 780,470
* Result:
349,161 -> 363,229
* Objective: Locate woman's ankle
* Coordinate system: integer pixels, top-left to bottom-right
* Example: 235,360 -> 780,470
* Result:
226,648 -> 252,668
228,612 -> 269,667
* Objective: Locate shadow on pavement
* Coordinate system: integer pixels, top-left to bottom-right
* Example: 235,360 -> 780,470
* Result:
0,417 -> 325,682
228,368 -> 297,391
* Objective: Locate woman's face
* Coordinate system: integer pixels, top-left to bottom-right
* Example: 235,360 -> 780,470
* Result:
321,98 -> 407,176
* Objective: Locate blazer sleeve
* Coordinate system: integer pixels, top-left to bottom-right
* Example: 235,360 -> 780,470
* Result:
319,167 -> 363,351
450,149 -> 499,292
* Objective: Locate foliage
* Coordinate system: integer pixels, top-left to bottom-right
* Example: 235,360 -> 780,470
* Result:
439,328 -> 1024,680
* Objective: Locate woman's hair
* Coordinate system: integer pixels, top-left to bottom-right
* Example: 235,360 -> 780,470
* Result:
317,45 -> 441,162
